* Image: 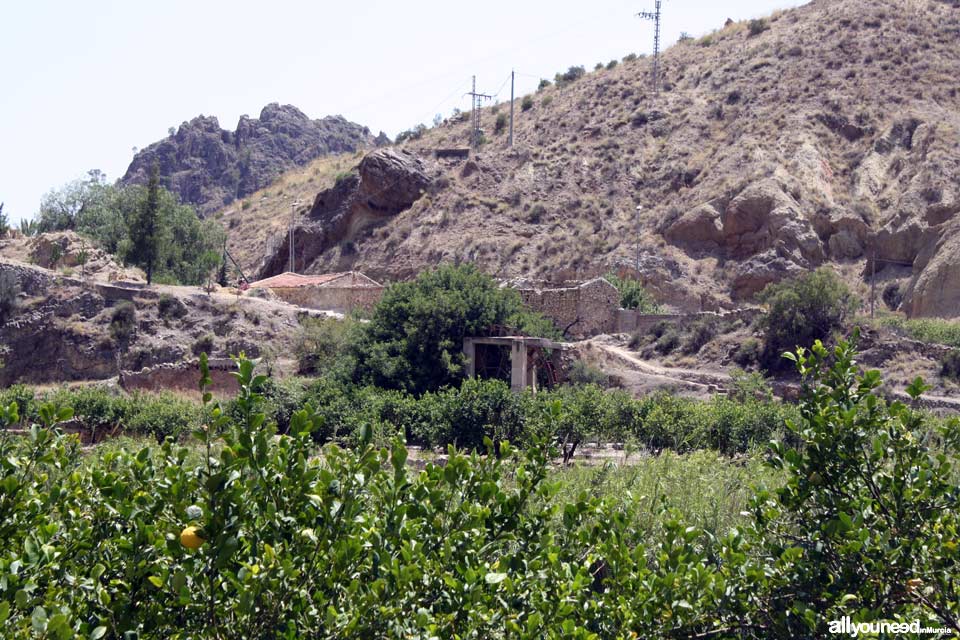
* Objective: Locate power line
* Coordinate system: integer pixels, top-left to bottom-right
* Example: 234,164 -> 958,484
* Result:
466,76 -> 493,148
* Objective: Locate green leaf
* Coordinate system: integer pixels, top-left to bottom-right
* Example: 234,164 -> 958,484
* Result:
147,576 -> 163,589
485,572 -> 507,585
0,601 -> 9,625
90,626 -> 108,640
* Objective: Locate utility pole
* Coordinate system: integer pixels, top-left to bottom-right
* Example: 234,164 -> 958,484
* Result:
638,0 -> 664,95
871,249 -> 877,319
466,75 -> 492,148
509,70 -> 515,147
288,200 -> 302,273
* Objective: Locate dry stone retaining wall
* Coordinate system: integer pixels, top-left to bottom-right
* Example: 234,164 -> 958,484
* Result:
517,278 -> 620,338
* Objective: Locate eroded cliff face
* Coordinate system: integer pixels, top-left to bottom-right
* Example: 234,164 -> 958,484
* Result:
121,104 -> 381,216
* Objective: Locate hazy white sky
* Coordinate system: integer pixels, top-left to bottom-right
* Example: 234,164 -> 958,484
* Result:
0,0 -> 805,224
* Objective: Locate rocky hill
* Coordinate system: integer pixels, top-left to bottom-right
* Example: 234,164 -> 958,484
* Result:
121,103 -> 384,216
227,0 -> 960,319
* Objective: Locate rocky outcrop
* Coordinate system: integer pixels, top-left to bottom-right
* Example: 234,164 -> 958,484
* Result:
121,104 -> 376,215
663,204 -> 723,248
256,148 -> 431,278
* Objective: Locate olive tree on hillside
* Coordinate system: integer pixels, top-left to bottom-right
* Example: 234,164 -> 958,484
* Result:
350,264 -> 557,394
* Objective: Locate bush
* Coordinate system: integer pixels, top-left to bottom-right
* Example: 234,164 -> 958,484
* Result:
747,18 -> 769,36
521,95 -> 534,112
109,301 -> 137,350
654,329 -> 681,354
537,78 -> 552,91
0,269 -> 20,324
606,59 -> 618,70
942,350 -> 960,382
757,267 -> 858,368
683,320 -> 716,354
622,52 -> 638,62
350,264 -> 557,394
294,316 -> 354,375
732,337 -> 762,367
192,333 -> 215,356
605,272 -> 662,313
566,359 -> 611,387
879,315 -> 960,348
494,112 -> 508,135
157,293 -> 187,320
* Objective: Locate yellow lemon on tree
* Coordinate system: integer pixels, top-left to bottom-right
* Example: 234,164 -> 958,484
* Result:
180,526 -> 205,549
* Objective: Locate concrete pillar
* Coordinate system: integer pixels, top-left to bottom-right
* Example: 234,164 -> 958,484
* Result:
510,341 -> 527,392
463,339 -> 476,378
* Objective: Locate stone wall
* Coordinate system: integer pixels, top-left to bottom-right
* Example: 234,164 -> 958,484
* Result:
517,278 -> 620,338
270,285 -> 384,314
121,358 -> 239,396
617,308 -> 763,334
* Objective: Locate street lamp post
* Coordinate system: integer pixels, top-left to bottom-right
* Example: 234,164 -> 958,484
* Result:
635,205 -> 643,275
289,200 -> 302,273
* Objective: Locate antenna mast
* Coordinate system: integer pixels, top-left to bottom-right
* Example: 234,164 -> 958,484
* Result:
466,75 -> 493,148
638,0 -> 664,95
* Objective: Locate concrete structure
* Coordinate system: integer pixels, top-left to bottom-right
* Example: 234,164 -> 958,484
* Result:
463,336 -> 569,392
516,278 -> 620,338
248,271 -> 384,314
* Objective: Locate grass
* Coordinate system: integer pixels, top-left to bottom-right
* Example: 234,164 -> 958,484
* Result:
549,450 -> 780,541
875,313 -> 960,348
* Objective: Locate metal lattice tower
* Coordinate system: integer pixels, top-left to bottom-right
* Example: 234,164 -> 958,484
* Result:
638,0 -> 663,95
466,76 -> 492,148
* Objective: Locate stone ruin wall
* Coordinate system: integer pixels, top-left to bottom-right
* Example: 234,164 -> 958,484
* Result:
121,358 -> 239,396
270,285 -> 384,314
517,278 -> 619,338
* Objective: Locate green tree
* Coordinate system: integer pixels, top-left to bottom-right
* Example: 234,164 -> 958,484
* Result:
127,164 -> 162,284
351,263 -> 557,394
757,267 -> 859,367
0,203 -> 8,237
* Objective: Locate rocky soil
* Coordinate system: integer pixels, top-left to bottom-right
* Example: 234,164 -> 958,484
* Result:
0,259 -> 322,387
122,103 -> 384,216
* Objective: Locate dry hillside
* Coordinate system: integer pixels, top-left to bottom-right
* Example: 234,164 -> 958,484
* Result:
222,0 -> 960,316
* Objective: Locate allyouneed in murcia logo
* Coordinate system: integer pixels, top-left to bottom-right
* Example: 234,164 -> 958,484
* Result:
828,617 -> 955,637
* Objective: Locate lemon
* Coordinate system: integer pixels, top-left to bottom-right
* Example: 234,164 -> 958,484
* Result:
180,526 -> 205,549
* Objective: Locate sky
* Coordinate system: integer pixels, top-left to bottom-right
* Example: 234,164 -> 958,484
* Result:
0,0 -> 806,225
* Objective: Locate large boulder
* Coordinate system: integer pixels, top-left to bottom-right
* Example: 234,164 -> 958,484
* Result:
721,179 -> 823,263
902,220 -> 960,318
663,204 -> 723,248
256,149 -> 431,279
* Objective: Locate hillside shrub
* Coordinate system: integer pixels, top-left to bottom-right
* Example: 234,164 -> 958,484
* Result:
604,272 -> 662,313
747,18 -> 769,36
537,78 -> 552,91
879,314 -> 960,348
654,328 -> 681,354
0,270 -> 20,324
350,263 -> 557,394
757,267 -> 858,368
941,350 -> 960,382
109,301 -> 137,352
606,59 -> 618,70
157,293 -> 188,320
521,95 -> 534,111
682,320 -> 716,354
554,65 -> 586,87
494,112 -> 508,135
192,333 -> 215,356
732,337 -> 762,367
294,316 -> 355,375
566,359 -> 611,387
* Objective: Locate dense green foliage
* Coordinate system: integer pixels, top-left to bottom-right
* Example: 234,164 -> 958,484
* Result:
349,264 -> 558,394
758,267 -> 858,368
604,272 -> 661,313
34,170 -> 223,285
0,384 -> 203,442
127,164 -> 162,283
1,340 -> 957,637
